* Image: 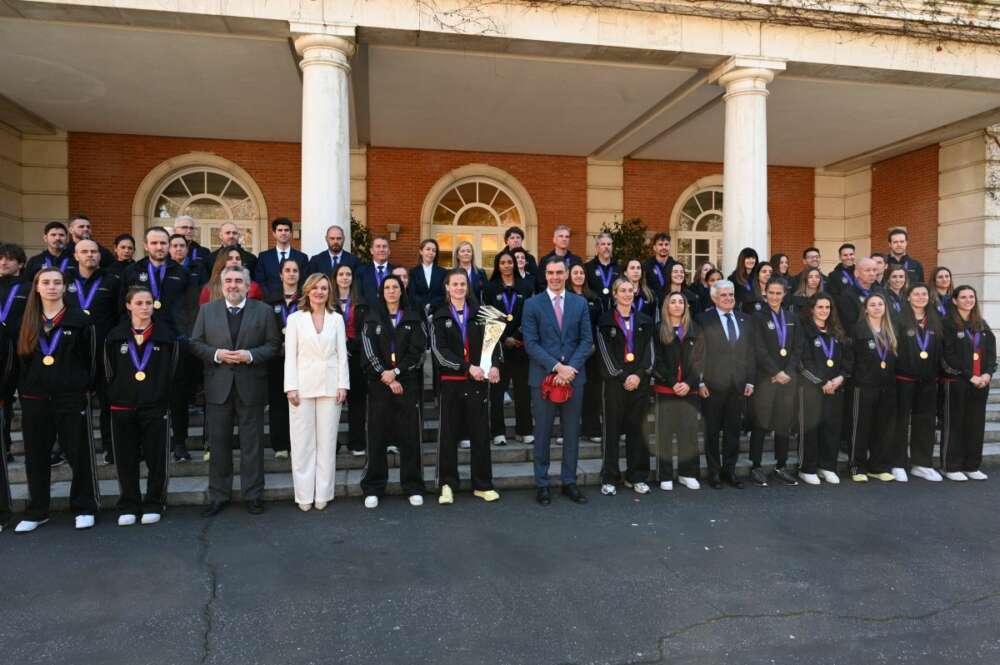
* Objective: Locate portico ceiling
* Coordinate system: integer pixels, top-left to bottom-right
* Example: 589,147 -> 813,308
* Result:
1,17 -> 1000,170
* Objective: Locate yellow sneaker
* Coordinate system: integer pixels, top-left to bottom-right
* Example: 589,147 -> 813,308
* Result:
851,473 -> 868,482
203,450 -> 210,462
868,472 -> 895,482
473,489 -> 500,502
438,484 -> 454,505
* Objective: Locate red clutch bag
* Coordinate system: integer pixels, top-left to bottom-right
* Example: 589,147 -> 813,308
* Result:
541,373 -> 573,404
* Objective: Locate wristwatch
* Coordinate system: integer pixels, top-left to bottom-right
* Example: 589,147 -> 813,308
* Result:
393,368 -> 401,376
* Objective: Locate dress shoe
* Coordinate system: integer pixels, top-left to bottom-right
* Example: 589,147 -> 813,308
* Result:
707,474 -> 723,489
473,489 -> 500,502
314,501 -> 329,511
721,471 -> 744,489
202,501 -> 229,518
246,499 -> 265,515
561,484 -> 588,503
749,467 -> 769,487
274,450 -> 289,460
771,467 -> 799,486
536,487 -> 552,506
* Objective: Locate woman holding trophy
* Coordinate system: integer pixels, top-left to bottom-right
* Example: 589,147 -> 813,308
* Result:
430,269 -> 504,505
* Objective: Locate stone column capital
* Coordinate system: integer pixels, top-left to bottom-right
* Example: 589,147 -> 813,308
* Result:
294,34 -> 356,73
710,57 -> 786,98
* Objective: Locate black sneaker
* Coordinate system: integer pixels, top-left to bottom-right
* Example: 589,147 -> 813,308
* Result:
50,452 -> 66,467
173,447 -> 191,463
749,467 -> 769,487
770,467 -> 799,486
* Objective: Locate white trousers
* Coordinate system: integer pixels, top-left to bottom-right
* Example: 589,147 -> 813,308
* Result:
289,396 -> 341,504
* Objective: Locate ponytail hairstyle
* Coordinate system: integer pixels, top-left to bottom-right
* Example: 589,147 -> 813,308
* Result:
18,267 -> 65,357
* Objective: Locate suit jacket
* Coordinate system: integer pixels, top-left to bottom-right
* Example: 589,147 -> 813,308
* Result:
522,290 -> 593,387
189,298 -> 281,405
697,307 -> 756,391
257,247 -> 308,298
357,262 -> 397,302
408,263 -> 447,318
305,250 -> 359,279
283,309 -> 350,398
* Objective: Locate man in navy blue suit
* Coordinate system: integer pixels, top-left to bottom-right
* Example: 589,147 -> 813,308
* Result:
522,258 -> 593,505
356,235 -> 395,302
257,218 -> 308,298
305,224 -> 358,279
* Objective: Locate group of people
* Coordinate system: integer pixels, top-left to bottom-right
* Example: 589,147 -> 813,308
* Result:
0,214 -> 993,534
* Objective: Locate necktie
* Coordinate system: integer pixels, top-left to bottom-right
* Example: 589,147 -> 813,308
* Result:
229,306 -> 240,316
332,254 -> 339,269
554,294 -> 563,329
280,251 -> 286,262
725,312 -> 738,345
377,265 -> 384,280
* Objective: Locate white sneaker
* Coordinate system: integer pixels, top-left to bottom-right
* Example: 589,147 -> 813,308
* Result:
140,513 -> 161,525
678,476 -> 701,490
75,514 -> 95,530
589,436 -> 603,443
459,440 -> 471,450
632,482 -> 651,495
492,435 -> 507,445
555,437 -> 564,445
351,449 -> 366,457
387,445 -> 399,454
798,472 -> 820,486
274,450 -> 289,460
601,484 -> 616,496
945,471 -> 968,482
659,480 -> 673,491
117,514 -> 136,527
818,469 -> 840,484
911,466 -> 943,482
15,519 -> 48,533
966,470 -> 988,481
517,435 -> 534,444
364,496 -> 379,509
891,467 -> 909,483
408,495 -> 424,507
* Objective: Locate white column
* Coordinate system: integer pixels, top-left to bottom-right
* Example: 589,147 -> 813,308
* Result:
710,57 -> 785,274
295,33 -> 355,255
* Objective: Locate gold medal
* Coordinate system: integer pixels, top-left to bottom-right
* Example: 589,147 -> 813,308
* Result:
919,351 -> 929,359
281,327 -> 287,335
625,352 -> 635,362
506,314 -> 513,322
880,361 -> 887,369
42,355 -> 55,366
134,371 -> 146,382
134,334 -> 144,346
391,352 -> 396,363
153,300 -> 162,309
974,352 -> 980,360
779,348 -> 787,357
602,288 -> 609,295
83,309 -> 90,316
826,359 -> 834,368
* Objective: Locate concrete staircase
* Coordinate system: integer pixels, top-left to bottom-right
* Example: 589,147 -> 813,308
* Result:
7,378 -> 1000,511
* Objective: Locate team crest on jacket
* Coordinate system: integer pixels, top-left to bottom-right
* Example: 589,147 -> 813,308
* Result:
375,324 -> 382,335
907,329 -> 916,337
67,284 -> 78,293
868,340 -> 876,349
120,344 -> 128,354
814,339 -> 822,347
957,331 -> 965,339
767,321 -> 775,330
755,303 -> 762,311
445,319 -> 452,328
273,305 -> 281,313
138,272 -> 148,281
842,275 -> 849,284
609,328 -> 617,337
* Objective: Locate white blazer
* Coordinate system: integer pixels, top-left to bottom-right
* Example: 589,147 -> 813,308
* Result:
283,308 -> 350,398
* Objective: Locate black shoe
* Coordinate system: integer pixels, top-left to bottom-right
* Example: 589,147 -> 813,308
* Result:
707,474 -> 723,489
49,453 -> 65,468
721,471 -> 744,489
103,452 -> 115,466
536,487 -> 551,506
173,447 -> 191,462
749,467 -> 769,487
561,484 -> 588,504
246,498 -> 265,515
201,501 -> 229,518
770,467 -> 799,486
5,452 -> 13,463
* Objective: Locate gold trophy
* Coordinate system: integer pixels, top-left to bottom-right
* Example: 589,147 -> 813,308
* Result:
476,305 -> 509,374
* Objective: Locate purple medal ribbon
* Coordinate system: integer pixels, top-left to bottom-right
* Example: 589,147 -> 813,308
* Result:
842,269 -> 857,288
817,333 -> 836,364
44,255 -> 69,272
653,263 -> 665,288
634,296 -> 646,312
674,324 -> 684,342
39,328 -> 62,358
388,309 -> 402,364
500,289 -> 517,317
340,297 -> 351,321
128,337 -> 153,375
450,302 -> 469,344
875,334 -> 889,365
280,299 -> 297,327
937,300 -> 946,317
615,310 -> 635,360
0,284 -> 19,323
972,331 -> 982,356
74,277 -> 102,313
597,264 -> 614,292
915,324 -> 931,357
770,308 -> 787,349
147,262 -> 166,302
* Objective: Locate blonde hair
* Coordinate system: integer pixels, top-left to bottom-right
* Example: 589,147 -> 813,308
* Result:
299,273 -> 335,313
658,292 -> 692,345
452,240 -> 477,268
864,293 -> 898,354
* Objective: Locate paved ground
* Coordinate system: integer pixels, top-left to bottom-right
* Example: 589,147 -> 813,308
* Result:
2,475 -> 1000,665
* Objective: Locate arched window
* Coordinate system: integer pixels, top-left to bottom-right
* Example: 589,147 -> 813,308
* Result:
673,183 -> 723,275
430,177 -> 525,271
132,154 -> 268,255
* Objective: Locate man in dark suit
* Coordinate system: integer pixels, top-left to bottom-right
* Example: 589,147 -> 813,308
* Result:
257,217 -> 308,298
356,235 -> 395,302
522,257 -> 593,505
305,224 -> 359,278
536,226 -> 582,291
207,222 -> 258,279
697,279 -> 756,489
190,266 -> 281,516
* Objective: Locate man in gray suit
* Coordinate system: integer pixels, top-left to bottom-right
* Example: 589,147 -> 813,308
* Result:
190,266 -> 281,516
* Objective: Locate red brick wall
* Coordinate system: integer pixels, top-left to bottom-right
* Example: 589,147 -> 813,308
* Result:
366,147 -> 587,263
624,158 -> 815,272
68,132 -> 300,250
871,145 -> 939,270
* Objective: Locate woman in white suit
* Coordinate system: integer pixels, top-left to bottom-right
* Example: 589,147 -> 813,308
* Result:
284,273 -> 350,511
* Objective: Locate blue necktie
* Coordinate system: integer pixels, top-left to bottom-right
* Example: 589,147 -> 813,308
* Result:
725,312 -> 738,345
